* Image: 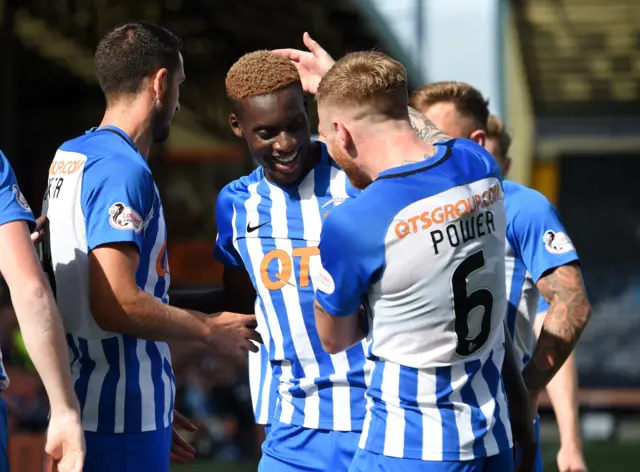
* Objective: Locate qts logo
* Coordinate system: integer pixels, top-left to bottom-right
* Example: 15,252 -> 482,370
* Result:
260,247 -> 320,290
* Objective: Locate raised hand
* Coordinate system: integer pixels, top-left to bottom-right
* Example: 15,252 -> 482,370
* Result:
205,311 -> 262,355
273,32 -> 336,94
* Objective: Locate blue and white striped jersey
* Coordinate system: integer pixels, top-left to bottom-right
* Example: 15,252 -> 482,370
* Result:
215,143 -> 371,431
0,150 -> 36,392
503,180 -> 579,367
43,126 -> 174,433
248,344 -> 277,425
316,139 -> 513,461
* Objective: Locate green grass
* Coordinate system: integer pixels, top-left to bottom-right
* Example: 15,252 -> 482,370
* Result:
171,442 -> 640,472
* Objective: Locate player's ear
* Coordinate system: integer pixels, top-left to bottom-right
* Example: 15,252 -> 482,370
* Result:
229,113 -> 244,138
470,129 -> 486,147
335,121 -> 351,150
152,68 -> 168,100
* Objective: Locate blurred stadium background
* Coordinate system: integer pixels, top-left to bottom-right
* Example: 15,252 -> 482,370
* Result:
1,0 -> 639,470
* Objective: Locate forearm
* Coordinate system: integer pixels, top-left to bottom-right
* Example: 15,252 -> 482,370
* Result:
96,289 -> 210,343
314,300 -> 365,354
524,264 -> 590,392
11,281 -> 79,413
546,352 -> 582,447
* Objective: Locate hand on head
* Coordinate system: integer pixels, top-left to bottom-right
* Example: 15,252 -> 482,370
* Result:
273,32 -> 335,94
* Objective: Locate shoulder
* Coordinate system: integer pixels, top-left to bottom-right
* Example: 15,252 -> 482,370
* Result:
504,181 -> 555,219
218,170 -> 262,204
448,138 -> 502,179
323,186 -> 392,244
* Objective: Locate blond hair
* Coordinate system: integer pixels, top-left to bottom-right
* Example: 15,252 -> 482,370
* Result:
316,51 -> 408,119
487,114 -> 512,157
409,81 -> 490,131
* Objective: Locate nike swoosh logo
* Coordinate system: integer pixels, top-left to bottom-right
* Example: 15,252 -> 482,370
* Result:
246,221 -> 269,233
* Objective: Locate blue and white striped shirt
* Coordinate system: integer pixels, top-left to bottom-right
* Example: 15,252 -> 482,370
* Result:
316,139 -> 513,460
0,150 -> 36,392
43,127 -> 174,433
248,345 -> 277,425
503,180 -> 579,367
215,144 -> 370,431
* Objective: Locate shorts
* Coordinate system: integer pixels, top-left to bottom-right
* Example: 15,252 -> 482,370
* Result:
259,420 -> 360,472
515,415 -> 543,472
83,426 -> 172,472
0,397 -> 8,472
348,448 -> 514,472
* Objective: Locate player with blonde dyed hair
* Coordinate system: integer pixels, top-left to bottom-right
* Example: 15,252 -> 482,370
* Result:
277,35 -> 536,472
214,49 -> 370,472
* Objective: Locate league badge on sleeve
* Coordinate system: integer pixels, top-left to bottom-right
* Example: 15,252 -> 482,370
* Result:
543,230 -> 575,254
12,184 -> 31,211
316,265 -> 335,294
109,202 -> 144,234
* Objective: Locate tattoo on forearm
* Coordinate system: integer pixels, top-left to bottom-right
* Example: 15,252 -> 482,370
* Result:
523,263 -> 591,392
408,107 -> 451,146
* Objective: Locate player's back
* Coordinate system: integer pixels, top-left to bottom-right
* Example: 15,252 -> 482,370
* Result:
215,144 -> 370,431
42,127 -> 174,434
326,139 -> 512,460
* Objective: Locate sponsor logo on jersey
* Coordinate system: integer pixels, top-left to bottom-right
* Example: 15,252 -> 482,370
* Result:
543,230 -> 574,254
12,185 -> 31,211
108,202 -> 144,234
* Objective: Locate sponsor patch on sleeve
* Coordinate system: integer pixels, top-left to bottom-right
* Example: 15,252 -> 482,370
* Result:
12,184 -> 31,211
542,230 -> 575,254
316,265 -> 336,295
108,202 -> 144,234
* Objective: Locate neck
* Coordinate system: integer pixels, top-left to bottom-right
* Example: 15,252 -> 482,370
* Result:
99,98 -> 154,158
360,121 -> 439,180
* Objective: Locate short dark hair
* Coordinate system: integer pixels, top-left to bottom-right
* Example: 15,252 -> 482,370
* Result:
409,81 -> 490,131
94,21 -> 182,98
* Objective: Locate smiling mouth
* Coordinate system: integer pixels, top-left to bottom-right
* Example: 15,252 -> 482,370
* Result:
272,150 -> 298,165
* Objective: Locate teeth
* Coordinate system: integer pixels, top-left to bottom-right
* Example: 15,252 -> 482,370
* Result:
274,151 -> 297,164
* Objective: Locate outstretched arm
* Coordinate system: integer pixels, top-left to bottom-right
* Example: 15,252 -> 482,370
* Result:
408,107 -> 451,144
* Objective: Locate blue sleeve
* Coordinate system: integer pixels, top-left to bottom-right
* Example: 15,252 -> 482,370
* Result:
214,185 -> 244,269
507,190 -> 579,283
537,298 -> 549,315
81,157 -> 154,252
0,150 -> 35,230
315,201 -> 385,317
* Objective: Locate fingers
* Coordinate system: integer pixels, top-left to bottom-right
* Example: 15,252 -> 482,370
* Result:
173,409 -> 198,432
246,329 -> 263,344
35,215 -> 48,232
31,230 -> 44,244
170,429 -> 196,464
243,314 -> 257,327
272,48 -> 305,62
303,32 -> 319,53
243,338 -> 260,353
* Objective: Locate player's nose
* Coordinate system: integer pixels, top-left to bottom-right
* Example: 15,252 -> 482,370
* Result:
273,132 -> 297,154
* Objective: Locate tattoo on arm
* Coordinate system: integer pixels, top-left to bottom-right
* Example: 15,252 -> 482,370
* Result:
408,107 -> 451,145
522,262 -> 591,392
